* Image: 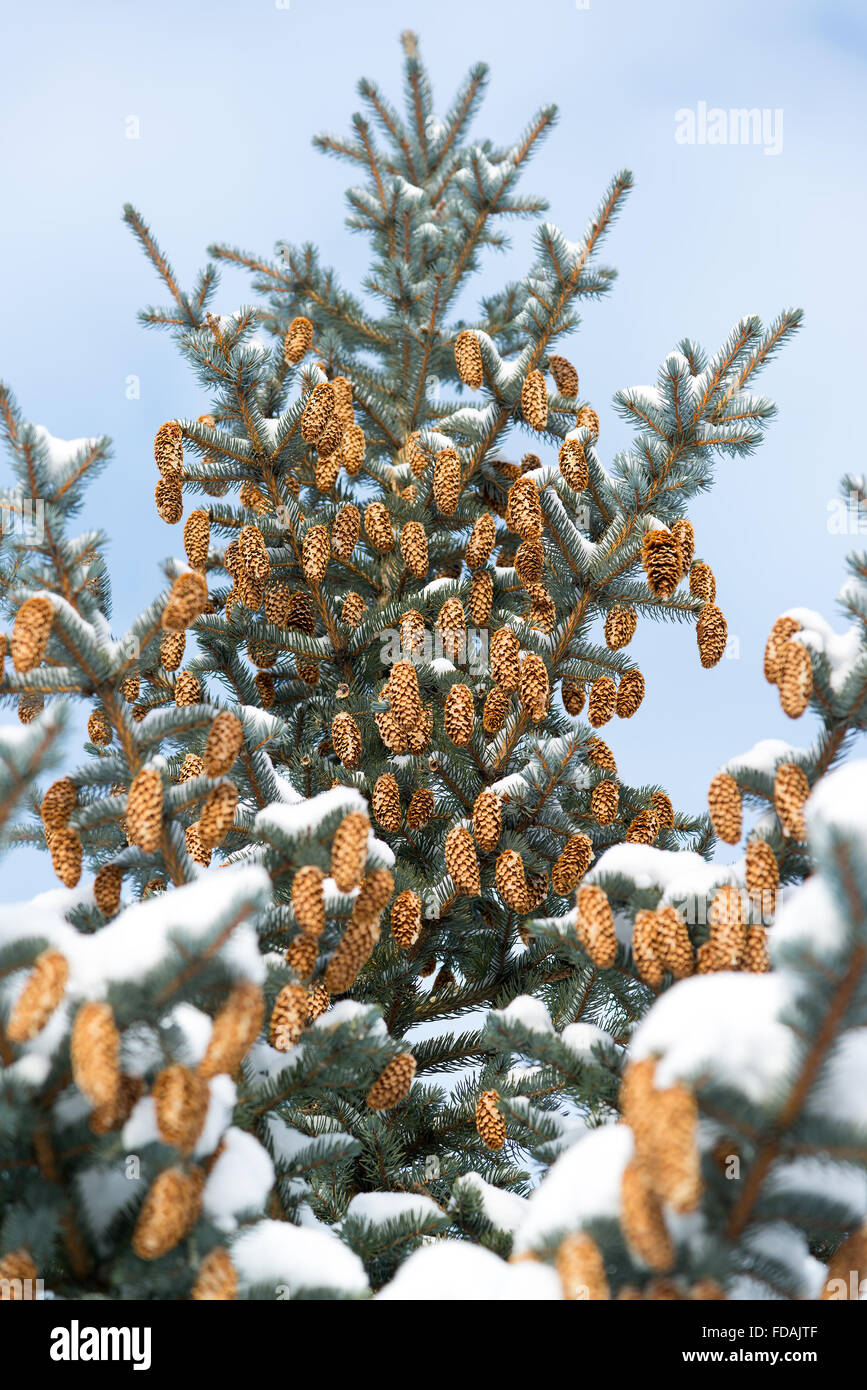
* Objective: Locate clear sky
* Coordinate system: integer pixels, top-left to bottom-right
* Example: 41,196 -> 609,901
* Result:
1,0 -> 865,896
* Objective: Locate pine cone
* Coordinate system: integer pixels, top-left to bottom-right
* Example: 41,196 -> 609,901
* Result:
708,772 -> 742,845
155,476 -> 183,524
774,762 -> 809,840
551,833 -> 593,895
558,438 -> 588,491
743,925 -> 771,973
301,525 -> 329,584
263,583 -> 292,625
669,519 -> 694,574
339,422 -> 366,475
621,1159 -> 674,1271
517,651 -> 549,722
352,869 -> 395,927
591,778 -> 619,825
446,826 -> 481,896
655,904 -> 693,978
179,753 -> 205,783
254,671 -> 275,707
203,711 -> 243,778
41,777 -> 76,829
696,603 -> 727,669
398,608 -> 426,657
475,1089 -> 507,1150
777,641 -> 812,718
505,476 -> 543,539
127,768 -> 163,852
689,561 -> 716,603
561,677 -> 585,716
468,571 -> 493,625
444,683 -> 475,746
11,596 -> 53,673
604,605 -> 637,651
621,1058 -> 701,1213
642,529 -> 680,599
407,787 -> 435,829
174,670 -> 203,707
270,982 -> 308,1051
549,355 -> 578,397
183,510 -> 210,570
330,811 -> 369,892
626,808 -> 658,845
163,571 -> 209,631
433,448 -> 461,515
372,773 -> 401,831
556,1232 -> 609,1301
490,626 -> 520,691
575,405 -> 599,440
515,536 -> 544,586
587,737 -> 617,775
94,863 -> 123,916
521,370 -> 548,431
300,381 -> 335,443
71,1001 -> 120,1108
283,316 -> 313,365
289,864 -> 324,937
192,1247 -> 237,1301
325,915 -> 380,994
588,676 -> 617,727
367,1052 -> 417,1110
286,935 -> 318,979
331,505 -> 361,561
391,890 -> 423,948
239,480 -> 271,515
483,683 -> 511,735
405,431 -> 430,478
198,982 -> 264,1079
472,790 -> 502,853
306,982 -> 330,1023
745,839 -> 778,914
387,661 -> 423,732
437,597 -> 466,663
119,675 -> 140,703
160,631 -> 186,670
764,615 -> 800,683
329,376 -> 354,427
364,501 -> 395,553
341,591 -> 366,628
632,910 -> 664,989
7,948 -> 68,1043
154,1064 -> 209,1152
399,520 -> 428,578
495,848 -> 530,912
185,822 -> 211,867
316,413 -> 344,463
332,712 -> 362,768
616,668 -> 645,718
709,885 -> 747,968
154,420 -> 183,478
651,791 -> 674,830
454,331 -> 483,389
576,884 -> 617,968
466,513 -> 497,570
132,1166 -> 201,1260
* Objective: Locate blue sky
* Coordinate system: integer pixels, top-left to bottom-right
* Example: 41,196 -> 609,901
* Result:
1,0 -> 865,895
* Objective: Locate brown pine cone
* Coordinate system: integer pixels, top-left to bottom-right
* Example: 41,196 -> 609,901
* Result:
198,982 -> 264,1079
616,668 -> 645,718
306,982 -> 330,1023
454,331 -> 483,389
745,839 -> 779,915
286,935 -> 318,979
198,781 -> 238,849
587,737 -> 617,775
300,381 -> 335,443
604,605 -> 637,651
6,948 -> 69,1043
551,833 -> 593,895
641,529 -> 680,599
708,885 -> 747,968
162,571 -> 209,631
316,414 -> 345,464
696,603 -> 727,669
372,773 -> 401,832
71,1001 -> 120,1108
475,1089 -> 507,1150
407,786 -> 435,829
670,518 -> 695,574
254,671 -> 275,708
466,513 -> 497,570
388,661 -> 423,731
556,1232 -> 609,1301
437,598 -> 466,664
270,983 -> 308,1051
239,480 -> 270,515
292,865 -> 326,936
777,641 -> 812,718
331,504 -> 361,562
119,675 -> 140,703
495,848 -> 530,912
283,315 -> 313,365
490,626 -> 520,691
632,909 -> 664,989
518,651 -> 549,722
558,438 -> 589,491
708,772 -> 742,845
482,683 -> 511,735
468,571 -> 493,626
185,823 -> 211,867
774,762 -> 809,840
626,809 -> 659,845
339,422 -> 366,475
41,777 -> 77,830
446,826 -> 481,896
576,884 -> 617,968
160,631 -> 186,670
192,1247 -> 238,1301
341,591 -> 366,628
575,405 -> 599,440
561,676 -> 585,716
239,524 -> 271,582
94,863 -> 123,916
365,501 -> 395,553
367,1052 -> 417,1110
11,596 -> 53,673
390,890 -> 423,949
175,670 -> 203,707
689,561 -> 716,603
155,476 -> 183,524
330,811 -> 369,892
515,536 -> 544,586
179,753 -> 205,783
263,582 -> 292,626
183,511 -> 210,570
472,790 -> 502,853
521,370 -> 548,431
352,869 -> 395,927
132,1166 -> 201,1260
154,1065 -> 209,1152
204,711 -> 243,777
154,420 -> 183,478
743,925 -> 771,973
764,615 -> 800,684
325,915 -> 380,994
591,778 -> 619,826
445,683 -> 475,746
621,1159 -> 674,1271
655,905 -> 693,978
588,676 -> 617,727
127,768 -> 163,852
332,712 -> 362,768
651,791 -> 674,830
302,525 -> 330,583
433,448 -> 461,515
505,476 -> 543,539
330,376 -> 354,427
399,608 -> 426,657
549,355 -> 579,398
